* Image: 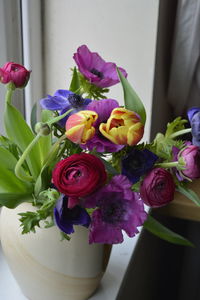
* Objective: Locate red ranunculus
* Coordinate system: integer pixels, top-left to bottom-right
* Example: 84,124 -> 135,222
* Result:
0,62 -> 30,88
140,168 -> 175,207
52,153 -> 107,197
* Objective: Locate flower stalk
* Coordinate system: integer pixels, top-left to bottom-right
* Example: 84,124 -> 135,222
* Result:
15,133 -> 41,182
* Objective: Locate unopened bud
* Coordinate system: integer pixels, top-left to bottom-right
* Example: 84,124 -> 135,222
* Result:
35,122 -> 51,136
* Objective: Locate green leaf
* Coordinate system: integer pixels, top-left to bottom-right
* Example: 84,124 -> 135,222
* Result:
30,102 -> 37,133
176,185 -> 200,206
69,67 -> 80,93
117,68 -> 146,124
0,163 -> 33,208
4,102 -> 42,179
0,146 -> 18,170
98,156 -> 119,175
34,140 -> 60,196
143,215 -> 194,247
165,117 -> 187,138
37,110 -> 53,165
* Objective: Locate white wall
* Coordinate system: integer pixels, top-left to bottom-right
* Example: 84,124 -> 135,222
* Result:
43,0 -> 159,141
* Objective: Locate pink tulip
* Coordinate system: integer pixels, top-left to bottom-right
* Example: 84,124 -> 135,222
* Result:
65,110 -> 98,144
0,62 -> 30,88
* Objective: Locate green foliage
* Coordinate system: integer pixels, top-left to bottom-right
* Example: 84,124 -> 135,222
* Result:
176,185 -> 200,206
37,109 -> 54,165
143,215 -> 194,247
117,68 -> 146,124
19,188 -> 59,234
60,231 -> 71,241
0,163 -> 33,208
78,72 -> 109,99
30,102 -> 37,133
69,67 -> 80,93
165,117 -> 188,137
4,102 -> 42,179
152,133 -> 184,160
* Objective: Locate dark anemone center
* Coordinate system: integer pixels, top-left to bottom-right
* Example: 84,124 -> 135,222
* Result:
68,94 -> 85,108
102,201 -> 125,224
90,68 -> 104,79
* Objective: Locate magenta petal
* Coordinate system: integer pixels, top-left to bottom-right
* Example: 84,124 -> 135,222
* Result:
73,45 -> 127,88
68,197 -> 80,208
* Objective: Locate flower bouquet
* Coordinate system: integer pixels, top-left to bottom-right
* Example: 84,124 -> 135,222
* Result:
0,45 -> 200,245
0,45 -> 200,299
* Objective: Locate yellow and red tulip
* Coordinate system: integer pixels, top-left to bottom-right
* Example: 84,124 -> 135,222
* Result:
99,107 -> 144,146
65,110 -> 98,144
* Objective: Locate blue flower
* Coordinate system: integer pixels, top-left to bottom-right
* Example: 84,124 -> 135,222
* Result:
187,107 -> 200,146
122,148 -> 158,184
40,89 -> 91,127
54,195 -> 91,235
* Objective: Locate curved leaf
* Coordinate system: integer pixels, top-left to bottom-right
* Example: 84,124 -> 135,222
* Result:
143,215 -> 194,247
117,68 -> 146,124
176,186 -> 200,206
4,102 -> 42,179
0,163 -> 33,208
69,67 -> 80,93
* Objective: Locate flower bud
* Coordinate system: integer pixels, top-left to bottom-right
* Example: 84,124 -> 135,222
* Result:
99,107 -> 144,146
35,122 -> 51,136
180,145 -> 200,179
0,62 -> 30,88
65,110 -> 98,144
140,168 -> 175,207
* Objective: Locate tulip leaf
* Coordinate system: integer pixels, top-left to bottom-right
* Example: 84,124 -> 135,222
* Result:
143,215 -> 194,247
31,102 -> 37,133
117,68 -> 146,124
0,163 -> 33,208
34,140 -> 60,196
176,185 -> 200,206
0,146 -> 18,170
4,102 -> 42,179
69,67 -> 80,94
37,110 -> 54,165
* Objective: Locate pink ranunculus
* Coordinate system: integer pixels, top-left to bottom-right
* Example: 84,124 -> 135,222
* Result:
180,145 -> 200,179
140,168 -> 175,207
73,45 -> 127,88
52,153 -> 107,198
0,62 -> 30,88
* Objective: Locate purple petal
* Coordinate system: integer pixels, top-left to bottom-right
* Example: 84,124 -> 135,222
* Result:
87,98 -> 119,126
89,210 -> 124,244
54,196 -> 91,235
54,89 -> 73,98
187,107 -> 200,123
40,95 -> 69,110
81,134 -> 124,153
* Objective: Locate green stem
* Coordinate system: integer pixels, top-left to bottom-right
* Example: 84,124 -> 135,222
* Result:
43,134 -> 66,165
169,128 -> 192,139
47,109 -> 74,126
15,133 -> 41,182
5,89 -> 13,104
155,161 -> 180,169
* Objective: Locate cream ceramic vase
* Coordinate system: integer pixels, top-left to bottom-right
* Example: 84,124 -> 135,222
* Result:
0,203 -> 111,300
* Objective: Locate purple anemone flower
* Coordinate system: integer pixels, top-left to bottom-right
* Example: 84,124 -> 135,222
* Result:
73,45 -> 128,88
40,89 -> 91,127
85,175 -> 147,244
54,195 -> 91,235
187,107 -> 200,146
81,99 -> 124,152
122,148 -> 158,184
